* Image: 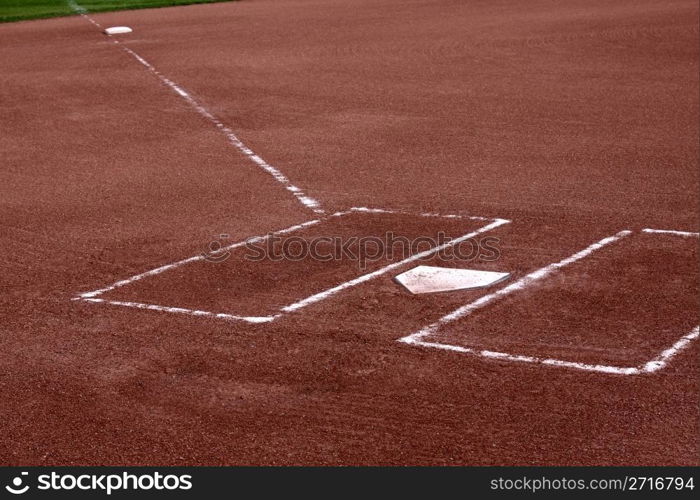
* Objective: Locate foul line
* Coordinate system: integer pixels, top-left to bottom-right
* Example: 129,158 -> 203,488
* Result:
67,1 -> 324,215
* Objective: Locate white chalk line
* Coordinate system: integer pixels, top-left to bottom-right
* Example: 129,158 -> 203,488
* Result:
401,230 -> 633,342
75,218 -> 321,300
67,2 -> 323,215
345,206 -> 490,221
642,326 -> 700,373
642,228 -> 699,238
406,340 -> 641,375
67,2 -> 510,323
67,2 -> 698,373
76,208 -> 507,322
636,226 -> 698,372
281,217 -> 509,312
81,297 -> 277,323
399,230 -> 699,375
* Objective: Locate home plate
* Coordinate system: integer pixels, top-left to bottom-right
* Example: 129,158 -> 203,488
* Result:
104,26 -> 133,35
395,266 -> 510,294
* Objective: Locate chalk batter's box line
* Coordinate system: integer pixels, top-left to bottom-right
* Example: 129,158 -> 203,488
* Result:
399,228 -> 700,375
73,207 -> 510,323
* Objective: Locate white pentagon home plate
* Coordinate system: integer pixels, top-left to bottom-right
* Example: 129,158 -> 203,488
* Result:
104,26 -> 133,35
395,265 -> 510,294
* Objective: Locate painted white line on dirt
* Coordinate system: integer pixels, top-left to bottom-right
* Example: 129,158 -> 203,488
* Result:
400,230 -> 699,375
76,218 -> 321,299
403,339 -> 640,375
281,218 -> 510,313
348,207 -> 489,221
642,228 -> 699,238
400,230 -> 632,343
116,42 -> 324,214
75,208 -> 507,323
642,326 -> 700,373
81,297 -> 277,323
67,2 -> 324,215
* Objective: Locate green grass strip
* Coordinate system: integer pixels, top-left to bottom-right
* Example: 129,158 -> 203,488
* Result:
0,0 -> 234,23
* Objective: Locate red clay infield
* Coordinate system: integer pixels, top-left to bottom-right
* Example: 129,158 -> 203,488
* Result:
0,0 -> 697,465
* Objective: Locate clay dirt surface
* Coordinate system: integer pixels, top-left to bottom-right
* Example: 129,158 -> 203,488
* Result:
0,0 -> 698,465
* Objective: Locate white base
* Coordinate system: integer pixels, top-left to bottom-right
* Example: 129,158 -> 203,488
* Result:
104,26 -> 133,35
395,266 -> 510,294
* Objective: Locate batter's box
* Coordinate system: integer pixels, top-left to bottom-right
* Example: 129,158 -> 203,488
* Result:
400,228 -> 699,375
75,208 -> 509,323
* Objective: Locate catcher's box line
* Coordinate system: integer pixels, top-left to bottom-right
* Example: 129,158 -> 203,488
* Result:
74,207 -> 509,322
399,229 -> 699,375
68,1 -> 324,216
